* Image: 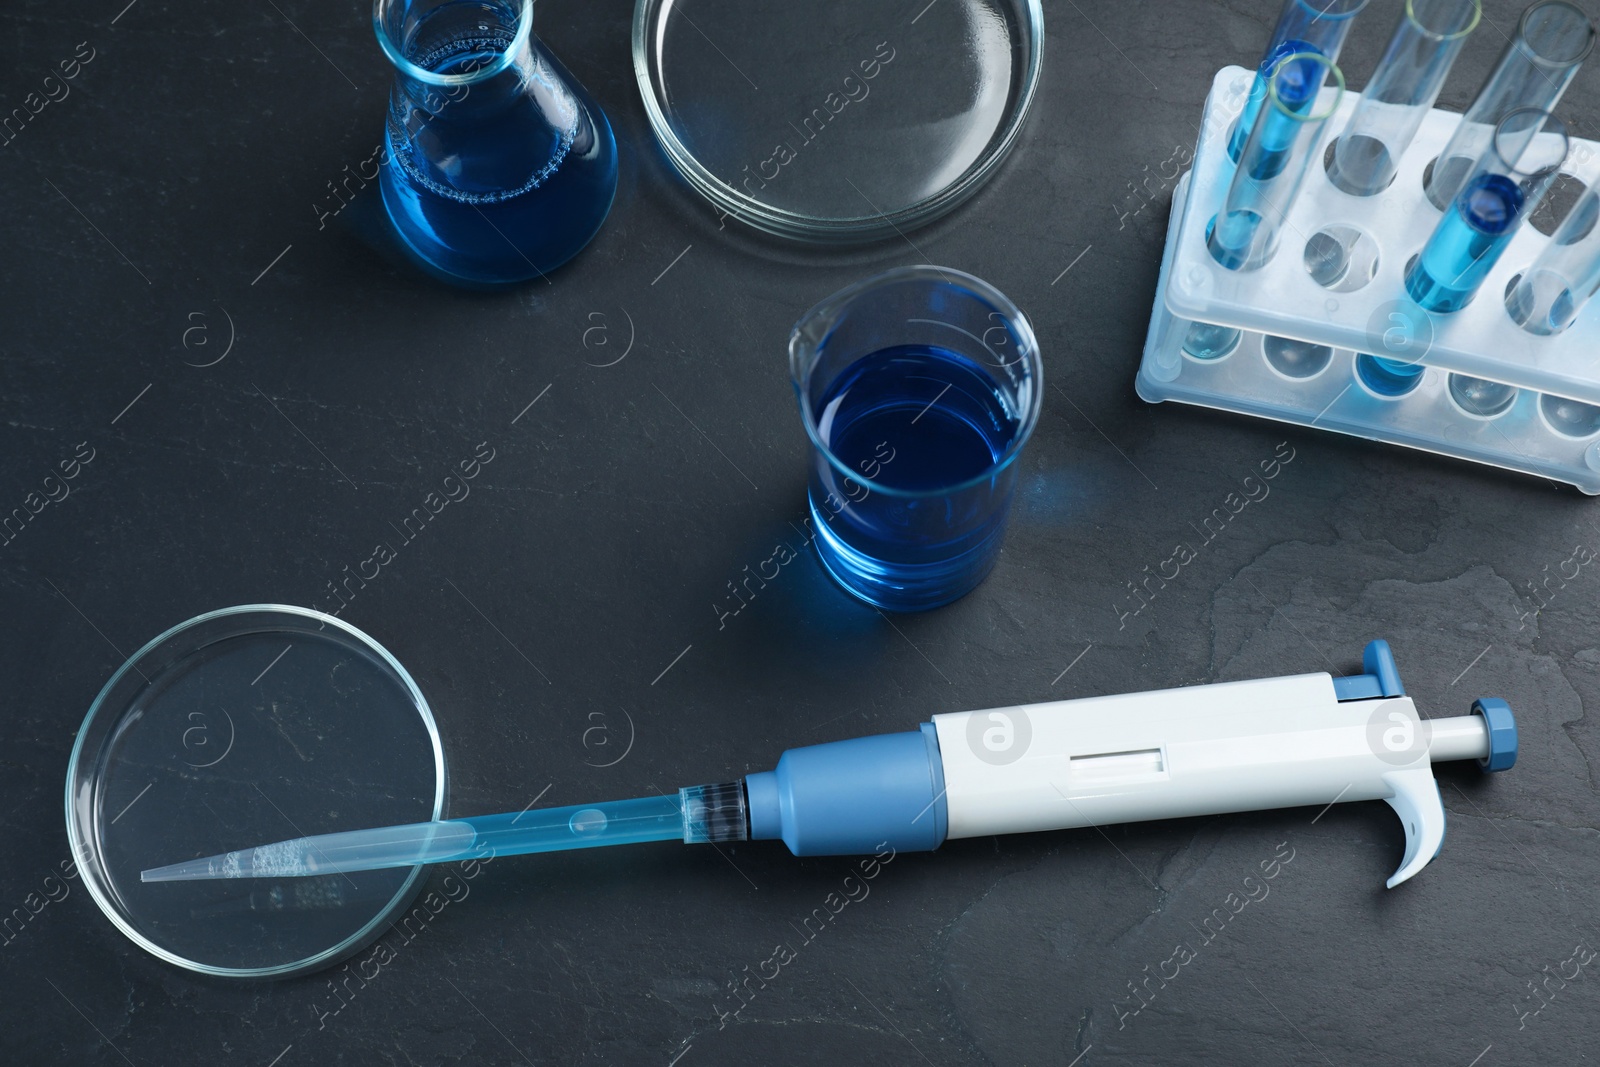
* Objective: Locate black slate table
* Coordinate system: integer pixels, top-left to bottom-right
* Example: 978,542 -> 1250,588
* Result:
5,1 -> 1600,1063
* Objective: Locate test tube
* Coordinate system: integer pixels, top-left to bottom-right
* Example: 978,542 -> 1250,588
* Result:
1227,0 -> 1369,164
1326,0 -> 1481,196
1209,53 -> 1344,272
1423,1 -> 1594,209
1506,182 -> 1600,334
1405,108 -> 1569,312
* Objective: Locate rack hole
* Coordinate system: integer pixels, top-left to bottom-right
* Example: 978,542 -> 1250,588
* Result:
1323,136 -> 1397,197
1447,374 -> 1518,419
1540,394 -> 1600,439
1305,225 -> 1378,292
1181,321 -> 1241,361
1554,184 -> 1598,245
1422,155 -> 1474,209
1530,174 -> 1588,238
1263,336 -> 1334,379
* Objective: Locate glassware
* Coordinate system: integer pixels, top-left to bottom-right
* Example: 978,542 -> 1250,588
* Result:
1506,181 -> 1600,334
789,267 -> 1042,613
1406,108 -> 1569,312
1227,0 -> 1368,163
1209,53 -> 1345,271
374,0 -> 618,286
631,0 -> 1044,243
65,606 -> 446,978
1423,0 -> 1593,209
1326,0 -> 1481,196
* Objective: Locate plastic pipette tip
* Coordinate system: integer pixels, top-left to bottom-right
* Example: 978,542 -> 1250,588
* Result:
141,842 -> 319,883
142,819 -> 482,882
142,855 -> 243,883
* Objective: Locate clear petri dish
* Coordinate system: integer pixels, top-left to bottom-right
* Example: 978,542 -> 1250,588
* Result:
632,0 -> 1045,242
65,605 -> 445,978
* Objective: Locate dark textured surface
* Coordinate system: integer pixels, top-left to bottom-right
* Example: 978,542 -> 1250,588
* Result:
5,0 -> 1600,1063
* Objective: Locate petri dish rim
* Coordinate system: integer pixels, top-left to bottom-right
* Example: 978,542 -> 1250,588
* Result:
63,604 -> 447,979
630,0 -> 1046,243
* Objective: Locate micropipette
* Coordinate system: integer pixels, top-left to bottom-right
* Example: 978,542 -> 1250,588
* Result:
143,641 -> 1516,890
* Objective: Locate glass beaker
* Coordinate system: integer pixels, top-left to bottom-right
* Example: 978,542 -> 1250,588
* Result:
1405,108 -> 1569,312
374,0 -> 618,286
789,267 -> 1042,613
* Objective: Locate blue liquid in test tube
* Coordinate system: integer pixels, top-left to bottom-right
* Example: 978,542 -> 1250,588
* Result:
1228,0 -> 1369,163
1405,174 -> 1524,312
1208,52 -> 1342,272
1405,108 -> 1568,313
1232,39 -> 1315,162
1246,50 -> 1324,178
1356,354 -> 1426,396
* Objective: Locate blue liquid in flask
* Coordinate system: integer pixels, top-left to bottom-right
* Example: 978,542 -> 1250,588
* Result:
1405,174 -> 1524,313
379,3 -> 617,286
808,345 -> 1023,612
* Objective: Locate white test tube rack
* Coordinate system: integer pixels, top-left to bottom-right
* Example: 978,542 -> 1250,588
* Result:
1138,66 -> 1600,494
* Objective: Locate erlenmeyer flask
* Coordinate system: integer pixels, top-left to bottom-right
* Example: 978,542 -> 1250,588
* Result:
373,0 -> 618,286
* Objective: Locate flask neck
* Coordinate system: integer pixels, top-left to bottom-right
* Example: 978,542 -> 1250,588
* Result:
393,38 -> 579,132
378,0 -> 585,200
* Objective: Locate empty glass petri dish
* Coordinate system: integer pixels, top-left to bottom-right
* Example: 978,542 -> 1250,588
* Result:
632,0 -> 1044,242
64,606 -> 445,978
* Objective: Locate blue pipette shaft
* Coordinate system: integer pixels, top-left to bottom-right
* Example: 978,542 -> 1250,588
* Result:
141,794 -> 688,882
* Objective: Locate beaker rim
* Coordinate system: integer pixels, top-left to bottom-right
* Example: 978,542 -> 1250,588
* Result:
1404,0 -> 1482,42
373,0 -> 534,88
788,265 -> 1044,501
1266,52 -> 1344,123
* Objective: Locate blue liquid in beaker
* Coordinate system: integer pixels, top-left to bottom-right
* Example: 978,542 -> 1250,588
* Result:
809,345 -> 1022,612
380,6 -> 617,286
1405,174 -> 1523,313
1208,209 -> 1267,270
